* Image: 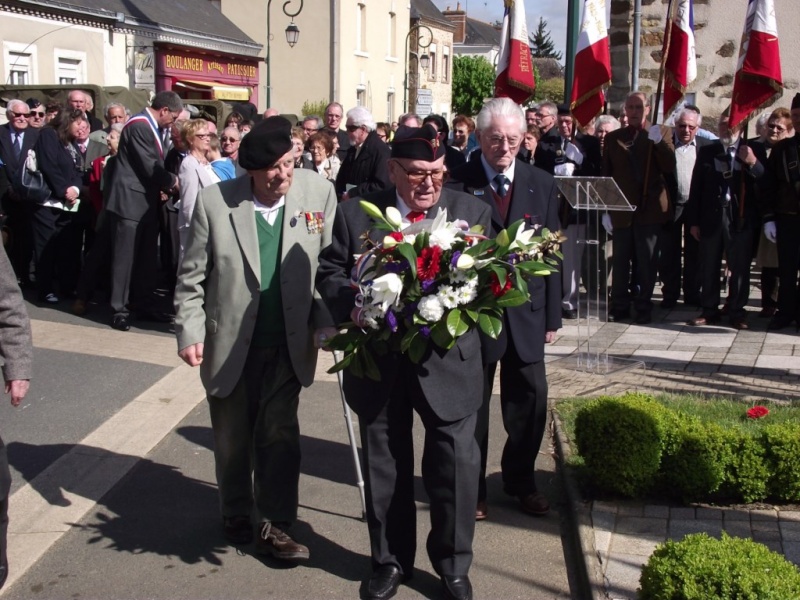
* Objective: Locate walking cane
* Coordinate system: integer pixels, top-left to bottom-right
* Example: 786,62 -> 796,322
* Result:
333,350 -> 367,521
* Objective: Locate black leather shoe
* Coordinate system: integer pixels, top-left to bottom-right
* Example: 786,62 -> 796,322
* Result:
111,315 -> 131,331
364,565 -> 404,600
634,312 -> 652,325
608,309 -> 630,323
661,298 -> 677,310
442,575 -> 473,600
562,308 -> 578,320
768,314 -> 794,331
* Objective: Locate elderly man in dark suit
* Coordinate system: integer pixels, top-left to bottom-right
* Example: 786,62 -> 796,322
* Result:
0,99 -> 40,283
448,98 -> 562,522
686,110 -> 766,330
602,91 -> 676,324
104,91 -> 183,331
0,242 -> 33,589
317,126 -> 491,600
175,116 -> 338,561
334,106 -> 391,201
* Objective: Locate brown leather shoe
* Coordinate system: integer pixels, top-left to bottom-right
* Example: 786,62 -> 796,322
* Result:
689,314 -> 720,326
475,501 -> 488,521
255,522 -> 309,560
519,492 -> 550,516
71,299 -> 87,316
730,319 -> 749,330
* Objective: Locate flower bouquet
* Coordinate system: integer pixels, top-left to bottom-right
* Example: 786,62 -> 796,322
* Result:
326,201 -> 564,380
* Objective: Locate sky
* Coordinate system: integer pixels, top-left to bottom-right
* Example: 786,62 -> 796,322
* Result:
431,0 -> 569,62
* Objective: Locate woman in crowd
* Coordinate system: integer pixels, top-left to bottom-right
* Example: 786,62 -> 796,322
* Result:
422,114 -> 466,172
177,119 -> 219,260
33,109 -> 88,303
519,124 -> 541,165
292,126 -> 307,168
755,107 -> 794,318
375,122 -> 391,144
594,115 -> 621,153
88,123 -> 122,219
303,130 -> 340,183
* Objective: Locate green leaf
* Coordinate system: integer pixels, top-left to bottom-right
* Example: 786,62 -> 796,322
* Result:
446,309 -> 470,338
400,327 -> 419,353
408,334 -> 429,363
495,229 -> 510,248
497,289 -> 529,307
505,220 -> 524,244
465,309 -> 479,324
478,313 -> 504,339
430,321 -> 455,349
359,201 -> 385,222
395,243 -> 418,278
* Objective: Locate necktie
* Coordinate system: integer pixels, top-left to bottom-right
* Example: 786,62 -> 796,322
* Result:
407,210 -> 425,223
13,133 -> 22,158
494,173 -> 509,198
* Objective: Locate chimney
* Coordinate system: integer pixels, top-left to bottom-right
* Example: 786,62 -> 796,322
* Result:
442,2 -> 466,44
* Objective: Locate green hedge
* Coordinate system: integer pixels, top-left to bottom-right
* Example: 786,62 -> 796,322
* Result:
571,393 -> 800,503
639,533 -> 800,600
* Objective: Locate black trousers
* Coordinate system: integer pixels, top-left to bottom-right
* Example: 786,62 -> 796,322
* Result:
76,210 -> 112,302
698,210 -> 754,321
29,204 -> 83,298
658,205 -> 700,303
611,223 -> 662,314
776,214 -> 800,319
476,344 -> 547,502
358,360 -> 478,578
108,211 -> 159,318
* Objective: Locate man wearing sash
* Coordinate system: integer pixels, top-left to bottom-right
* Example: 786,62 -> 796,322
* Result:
105,91 -> 183,331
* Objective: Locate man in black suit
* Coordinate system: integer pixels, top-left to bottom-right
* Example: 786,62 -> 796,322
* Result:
317,125 -> 491,600
448,98 -> 562,521
104,91 -> 183,331
67,90 -> 103,132
686,110 -> 766,330
335,106 -> 391,201
658,106 -> 711,308
0,99 -> 40,283
323,102 -> 351,162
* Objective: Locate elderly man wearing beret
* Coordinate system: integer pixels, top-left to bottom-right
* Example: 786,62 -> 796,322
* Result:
317,125 -> 492,600
174,116 -> 338,560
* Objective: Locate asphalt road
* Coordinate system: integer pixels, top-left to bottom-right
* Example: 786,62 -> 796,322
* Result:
0,295 -> 579,599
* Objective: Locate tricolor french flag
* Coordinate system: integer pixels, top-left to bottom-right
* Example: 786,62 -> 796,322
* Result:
570,0 -> 611,129
729,0 -> 783,129
494,0 -> 535,104
663,0 -> 697,119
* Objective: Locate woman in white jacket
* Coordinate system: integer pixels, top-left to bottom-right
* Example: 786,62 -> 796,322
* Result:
177,119 -> 219,262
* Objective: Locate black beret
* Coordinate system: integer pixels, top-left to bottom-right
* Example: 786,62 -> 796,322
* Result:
557,103 -> 571,116
390,124 -> 445,161
238,116 -> 293,170
792,93 -> 800,111
26,97 -> 41,109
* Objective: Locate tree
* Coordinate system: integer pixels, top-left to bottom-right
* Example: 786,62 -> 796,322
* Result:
452,55 -> 495,116
529,17 -> 563,61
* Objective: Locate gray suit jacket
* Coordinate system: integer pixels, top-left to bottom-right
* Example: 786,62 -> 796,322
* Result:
316,187 -> 492,423
0,244 -> 32,383
174,169 -> 337,397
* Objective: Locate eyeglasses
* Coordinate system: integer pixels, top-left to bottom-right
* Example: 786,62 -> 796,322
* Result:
768,123 -> 787,132
376,133 -> 387,139
28,111 -> 45,118
220,136 -> 239,143
677,124 -> 697,130
345,124 -> 362,132
486,135 -> 521,148
534,112 -> 554,119
10,111 -> 29,118
303,127 -> 318,133
394,162 -> 447,185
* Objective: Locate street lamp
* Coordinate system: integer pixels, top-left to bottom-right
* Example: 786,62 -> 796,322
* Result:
403,24 -> 433,113
266,0 -> 304,108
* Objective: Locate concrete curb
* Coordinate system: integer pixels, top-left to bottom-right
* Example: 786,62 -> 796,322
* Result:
551,408 -> 608,600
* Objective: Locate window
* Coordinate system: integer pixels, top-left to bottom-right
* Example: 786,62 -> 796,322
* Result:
387,12 -> 397,59
428,43 -> 437,82
54,49 -> 86,85
3,42 -> 37,85
356,86 -> 366,107
356,3 -> 368,55
442,46 -> 450,83
387,91 -> 394,122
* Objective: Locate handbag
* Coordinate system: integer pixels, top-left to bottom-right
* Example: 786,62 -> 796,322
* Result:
15,149 -> 52,204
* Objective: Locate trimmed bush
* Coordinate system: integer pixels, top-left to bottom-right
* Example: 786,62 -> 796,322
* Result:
763,422 -> 800,502
659,418 -> 728,501
720,430 -> 769,503
574,393 -> 670,497
638,532 -> 800,600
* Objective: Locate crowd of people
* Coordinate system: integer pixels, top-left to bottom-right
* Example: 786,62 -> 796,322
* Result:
2,87 -> 800,600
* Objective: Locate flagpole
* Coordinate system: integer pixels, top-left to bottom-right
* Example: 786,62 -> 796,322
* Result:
643,0 -> 677,198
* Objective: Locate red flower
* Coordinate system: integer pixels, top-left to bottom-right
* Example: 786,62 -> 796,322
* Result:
490,272 -> 513,297
747,406 -> 769,419
417,246 -> 442,280
388,232 -> 404,242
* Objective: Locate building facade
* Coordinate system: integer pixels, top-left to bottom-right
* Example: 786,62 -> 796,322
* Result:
409,0 -> 455,121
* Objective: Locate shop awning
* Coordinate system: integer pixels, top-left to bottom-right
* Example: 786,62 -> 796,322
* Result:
175,79 -> 252,101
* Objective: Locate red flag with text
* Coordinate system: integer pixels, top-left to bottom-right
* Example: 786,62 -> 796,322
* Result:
494,0 -> 535,104
570,0 -> 611,128
729,0 -> 782,129
663,0 -> 697,119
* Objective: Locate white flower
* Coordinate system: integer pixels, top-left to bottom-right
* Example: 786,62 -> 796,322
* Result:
383,235 -> 399,248
509,225 -> 537,251
418,295 -> 444,322
368,273 -> 404,313
403,233 -> 417,244
428,208 -> 463,250
385,206 -> 403,228
360,305 -> 383,330
456,254 -> 475,270
449,270 -> 470,284
437,285 -> 460,309
456,285 -> 478,304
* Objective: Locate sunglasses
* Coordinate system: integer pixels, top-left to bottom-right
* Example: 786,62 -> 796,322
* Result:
220,136 -> 239,143
10,111 -> 29,118
345,124 -> 362,132
29,111 -> 45,118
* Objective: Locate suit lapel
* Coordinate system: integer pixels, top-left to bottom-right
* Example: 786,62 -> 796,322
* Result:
228,177 -> 260,285
281,178 -> 305,261
459,167 -> 503,230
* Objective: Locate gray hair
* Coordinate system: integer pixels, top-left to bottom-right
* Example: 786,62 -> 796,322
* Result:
595,114 -> 621,131
476,97 -> 526,134
398,113 -> 422,127
755,112 -> 769,134
677,106 -> 702,127
626,90 -> 650,107
303,115 -> 322,129
537,101 -> 557,117
6,99 -> 28,117
346,106 -> 376,132
104,102 -> 126,118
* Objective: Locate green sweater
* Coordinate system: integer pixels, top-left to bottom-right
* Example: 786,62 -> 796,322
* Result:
252,208 -> 285,347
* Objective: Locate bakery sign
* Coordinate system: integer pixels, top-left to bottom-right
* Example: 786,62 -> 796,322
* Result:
159,51 -> 258,82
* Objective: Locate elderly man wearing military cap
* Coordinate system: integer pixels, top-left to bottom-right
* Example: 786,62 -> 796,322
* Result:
174,116 -> 338,559
317,125 -> 491,600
